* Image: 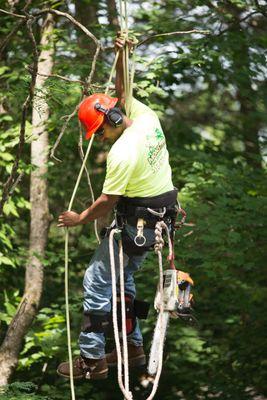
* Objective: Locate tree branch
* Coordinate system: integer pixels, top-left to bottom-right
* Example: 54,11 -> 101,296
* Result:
0,15 -> 38,216
50,105 -> 79,162
85,43 -> 101,89
26,66 -> 84,84
0,7 -> 101,48
34,8 -> 100,48
0,8 -> 26,18
0,5 -> 102,172
137,29 -> 210,47
0,19 -> 25,56
217,10 -> 262,35
254,0 -> 267,17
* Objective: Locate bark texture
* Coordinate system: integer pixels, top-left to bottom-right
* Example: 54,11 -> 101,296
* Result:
0,14 -> 54,386
107,0 -> 119,27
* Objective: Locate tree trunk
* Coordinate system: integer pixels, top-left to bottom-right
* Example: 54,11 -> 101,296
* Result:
217,2 -> 262,168
74,0 -> 99,60
107,0 -> 119,27
0,14 -> 54,386
232,26 -> 262,169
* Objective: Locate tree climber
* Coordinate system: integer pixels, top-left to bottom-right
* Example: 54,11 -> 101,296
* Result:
57,35 -> 177,380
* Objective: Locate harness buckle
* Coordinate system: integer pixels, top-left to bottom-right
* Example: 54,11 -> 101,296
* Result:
134,218 -> 147,247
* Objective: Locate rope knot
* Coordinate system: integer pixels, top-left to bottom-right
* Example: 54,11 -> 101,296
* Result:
154,222 -> 165,253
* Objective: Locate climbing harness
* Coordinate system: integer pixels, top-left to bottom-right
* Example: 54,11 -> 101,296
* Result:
108,199 -> 194,400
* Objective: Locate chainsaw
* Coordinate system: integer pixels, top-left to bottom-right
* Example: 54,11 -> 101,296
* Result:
148,269 -> 195,376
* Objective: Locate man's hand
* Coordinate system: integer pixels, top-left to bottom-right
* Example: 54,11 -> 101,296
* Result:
57,211 -> 80,228
115,34 -> 125,51
115,31 -> 136,53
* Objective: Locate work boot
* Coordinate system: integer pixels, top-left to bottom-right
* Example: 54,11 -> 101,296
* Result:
106,343 -> 146,368
57,356 -> 108,380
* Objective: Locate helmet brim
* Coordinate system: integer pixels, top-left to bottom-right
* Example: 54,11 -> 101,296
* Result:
85,97 -> 119,139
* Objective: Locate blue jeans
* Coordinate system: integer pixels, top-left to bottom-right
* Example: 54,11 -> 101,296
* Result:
79,224 -> 156,359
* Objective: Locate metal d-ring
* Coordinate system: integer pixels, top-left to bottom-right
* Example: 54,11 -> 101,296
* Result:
134,234 -> 147,247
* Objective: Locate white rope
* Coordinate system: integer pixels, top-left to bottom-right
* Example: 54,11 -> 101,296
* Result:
109,229 -> 133,400
108,220 -> 172,400
119,236 -> 131,396
65,134 -> 95,400
145,221 -> 171,400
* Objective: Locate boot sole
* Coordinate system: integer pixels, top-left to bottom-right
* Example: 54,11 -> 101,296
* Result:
57,368 -> 108,380
108,354 -> 146,368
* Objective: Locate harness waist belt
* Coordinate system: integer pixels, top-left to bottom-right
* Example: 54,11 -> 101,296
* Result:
118,188 -> 178,209
118,205 -> 177,220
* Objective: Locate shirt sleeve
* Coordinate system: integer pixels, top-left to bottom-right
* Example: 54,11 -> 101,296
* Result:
102,149 -> 135,195
129,98 -> 157,120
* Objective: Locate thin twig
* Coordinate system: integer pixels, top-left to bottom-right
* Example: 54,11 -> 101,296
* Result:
26,66 -> 105,89
137,29 -> 210,46
50,105 -> 79,162
0,0 -> 31,56
254,0 -> 267,17
0,7 -> 101,47
8,172 -> 25,196
85,44 -> 101,91
34,8 -> 100,47
0,19 -> 25,56
217,10 -> 261,35
0,5 -> 102,179
0,8 -> 26,18
26,67 -> 84,84
0,16 -> 38,215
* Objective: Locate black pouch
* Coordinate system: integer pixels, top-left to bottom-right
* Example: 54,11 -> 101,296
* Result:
121,228 -> 153,257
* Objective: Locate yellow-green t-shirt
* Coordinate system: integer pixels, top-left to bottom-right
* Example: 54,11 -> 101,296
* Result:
102,98 -> 173,197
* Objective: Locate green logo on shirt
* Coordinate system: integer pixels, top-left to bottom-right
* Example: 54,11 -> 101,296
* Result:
155,128 -> 164,140
146,127 -> 166,172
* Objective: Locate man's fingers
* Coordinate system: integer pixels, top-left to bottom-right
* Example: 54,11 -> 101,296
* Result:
115,40 -> 124,49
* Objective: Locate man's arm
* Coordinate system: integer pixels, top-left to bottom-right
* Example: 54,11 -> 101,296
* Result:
57,193 -> 120,227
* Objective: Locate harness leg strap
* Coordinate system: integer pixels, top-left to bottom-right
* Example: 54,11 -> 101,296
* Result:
82,313 -> 110,334
81,298 -> 150,335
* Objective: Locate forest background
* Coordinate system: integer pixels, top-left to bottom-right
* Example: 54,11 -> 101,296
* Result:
0,0 -> 266,399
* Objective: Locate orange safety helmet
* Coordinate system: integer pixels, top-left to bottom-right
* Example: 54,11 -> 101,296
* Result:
78,93 -> 118,139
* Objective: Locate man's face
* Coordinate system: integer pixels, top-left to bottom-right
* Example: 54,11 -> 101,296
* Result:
96,122 -> 123,143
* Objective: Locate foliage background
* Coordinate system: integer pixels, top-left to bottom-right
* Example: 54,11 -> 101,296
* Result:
0,0 -> 266,399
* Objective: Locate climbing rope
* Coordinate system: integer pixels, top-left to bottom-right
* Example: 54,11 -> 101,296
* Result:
64,48 -> 121,400
147,221 -> 172,400
109,229 -> 133,400
64,134 -> 95,400
108,220 -> 173,400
